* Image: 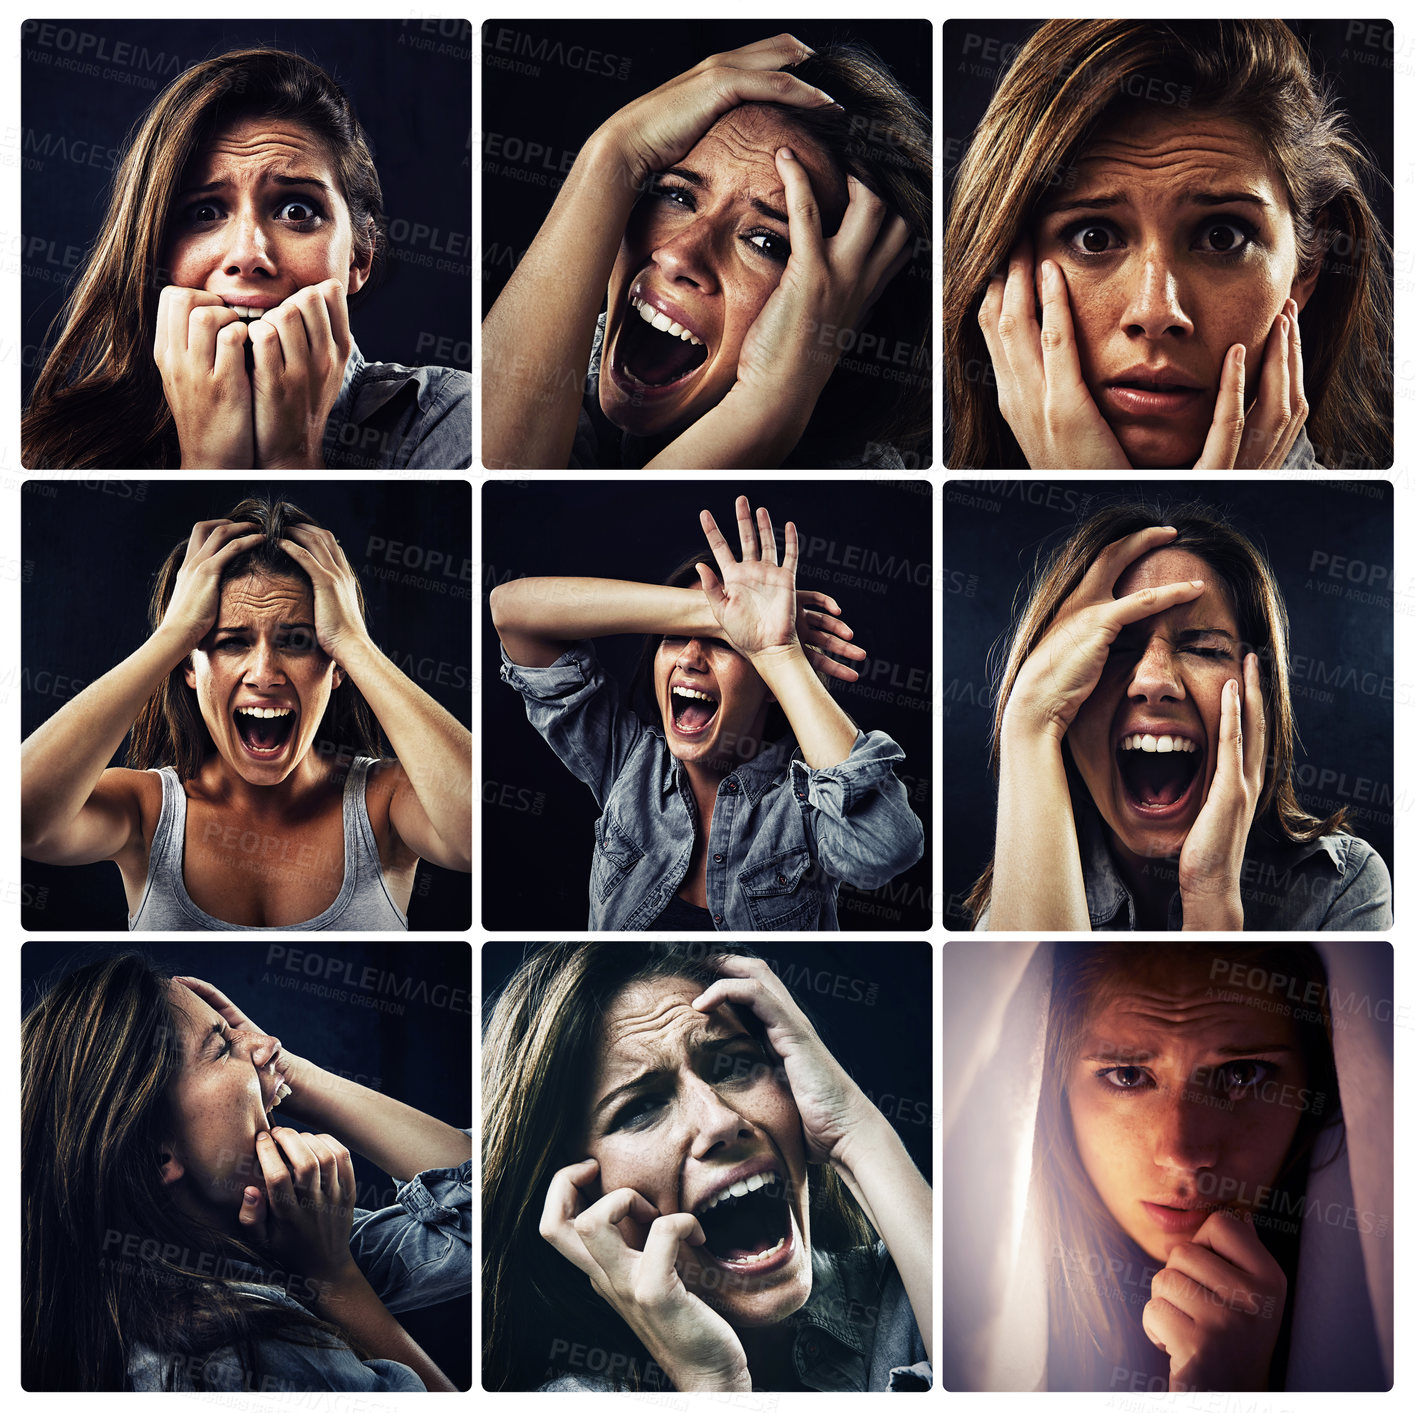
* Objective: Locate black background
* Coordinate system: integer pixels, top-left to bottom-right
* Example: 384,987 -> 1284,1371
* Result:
21,479 -> 472,931
481,18 -> 931,314
482,940 -> 933,1178
22,17 -> 472,404
481,480 -> 933,931
942,480 -> 1395,926
21,939 -> 472,1391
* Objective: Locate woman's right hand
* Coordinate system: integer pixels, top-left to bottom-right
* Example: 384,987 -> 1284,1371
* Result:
1003,525 -> 1206,743
153,286 -> 255,469
594,33 -> 838,186
244,1127 -> 358,1286
159,519 -> 262,650
978,238 -> 1132,469
540,1158 -> 751,1392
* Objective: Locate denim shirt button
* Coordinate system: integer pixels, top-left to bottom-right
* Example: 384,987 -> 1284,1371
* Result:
776,872 -> 787,885
725,778 -> 739,793
795,788 -> 806,799
713,913 -> 723,923
713,852 -> 724,862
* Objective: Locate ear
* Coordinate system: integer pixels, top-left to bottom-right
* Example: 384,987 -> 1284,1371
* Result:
1291,260 -> 1319,313
346,220 -> 375,297
183,659 -> 196,690
158,1144 -> 184,1187
332,663 -> 345,689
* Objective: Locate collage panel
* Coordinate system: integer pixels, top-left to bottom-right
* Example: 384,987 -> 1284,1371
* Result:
481,479 -> 932,932
481,938 -> 933,1391
944,479 -> 1393,932
20,939 -> 472,1390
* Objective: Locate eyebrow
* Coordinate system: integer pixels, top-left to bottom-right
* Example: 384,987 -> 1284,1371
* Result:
179,173 -> 332,198
1081,1042 -> 1295,1062
661,166 -> 790,227
1042,188 -> 1272,217
591,1031 -> 757,1119
1176,627 -> 1237,641
215,621 -> 317,633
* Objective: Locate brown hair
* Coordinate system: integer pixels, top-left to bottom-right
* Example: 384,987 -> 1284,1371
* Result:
966,501 -> 1346,924
23,48 -> 385,469
125,497 -> 385,778
481,942 -> 873,1391
1034,941 -> 1340,1389
22,952 -> 349,1389
944,20 -> 1391,469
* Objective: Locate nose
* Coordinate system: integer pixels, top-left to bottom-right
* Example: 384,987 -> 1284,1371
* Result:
237,1029 -> 282,1068
1127,635 -> 1184,704
1121,250 -> 1194,340
685,1076 -> 754,1159
651,220 -> 719,295
244,638 -> 289,688
675,637 -> 711,673
221,204 -> 276,280
1151,1080 -> 1221,1176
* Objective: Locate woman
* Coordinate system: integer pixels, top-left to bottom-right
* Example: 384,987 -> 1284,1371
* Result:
944,20 -> 1392,470
482,942 -> 932,1390
22,47 -> 470,469
22,955 -> 472,1390
20,496 -> 472,929
489,494 -> 924,930
966,502 -> 1390,929
942,940 -> 1391,1391
483,32 -> 930,469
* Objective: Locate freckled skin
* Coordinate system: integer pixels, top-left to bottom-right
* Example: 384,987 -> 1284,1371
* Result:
1067,956 -> 1307,1262
584,978 -> 812,1327
1069,548 -> 1241,863
183,572 -> 343,789
600,106 -> 847,438
162,980 -> 278,1231
164,117 -> 369,302
1033,109 -> 1310,468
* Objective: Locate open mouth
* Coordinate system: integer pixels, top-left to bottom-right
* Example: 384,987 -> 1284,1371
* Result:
615,295 -> 708,389
264,1080 -> 293,1122
1116,732 -> 1201,813
694,1170 -> 793,1268
671,684 -> 719,735
234,705 -> 297,758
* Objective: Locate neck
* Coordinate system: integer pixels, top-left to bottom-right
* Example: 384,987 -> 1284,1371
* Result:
196,751 -> 332,818
1108,839 -> 1180,926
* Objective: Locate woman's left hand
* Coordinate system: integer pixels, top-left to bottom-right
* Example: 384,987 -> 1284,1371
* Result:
692,954 -> 872,1164
732,153 -> 911,424
1178,652 -> 1265,929
278,524 -> 371,661
1143,1209 -> 1287,1391
696,495 -> 800,662
174,975 -> 290,1073
250,279 -> 353,469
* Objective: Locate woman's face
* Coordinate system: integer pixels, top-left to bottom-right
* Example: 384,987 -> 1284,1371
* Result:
599,105 -> 846,438
652,633 -> 773,771
164,116 -> 370,310
1032,107 -> 1314,468
184,571 -> 343,784
1068,547 -> 1244,864
583,976 -> 812,1327
1066,953 -> 1309,1262
161,980 -> 287,1217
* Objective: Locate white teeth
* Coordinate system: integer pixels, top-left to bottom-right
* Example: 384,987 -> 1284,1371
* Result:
632,296 -> 704,346
266,1081 -> 292,1115
720,1236 -> 786,1267
224,304 -> 265,320
1120,733 -> 1197,753
236,706 -> 293,719
673,686 -> 717,704
696,1169 -> 776,1213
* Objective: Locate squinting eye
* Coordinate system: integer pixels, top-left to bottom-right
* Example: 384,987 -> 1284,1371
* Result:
1096,1065 -> 1150,1090
651,183 -> 693,210
281,632 -> 315,651
745,230 -> 791,264
1215,1059 -> 1271,1095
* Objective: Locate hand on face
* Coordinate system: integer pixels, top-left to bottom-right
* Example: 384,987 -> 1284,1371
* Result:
174,974 -> 296,1095
242,1127 -> 358,1286
160,519 -> 264,650
731,154 -> 911,417
1143,1209 -> 1287,1392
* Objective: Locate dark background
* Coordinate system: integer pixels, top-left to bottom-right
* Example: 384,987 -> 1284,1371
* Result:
482,18 -> 931,313
942,480 -> 1395,927
22,939 -> 472,1390
22,17 -> 472,404
482,940 -> 933,1178
21,479 -> 472,931
482,480 -> 933,931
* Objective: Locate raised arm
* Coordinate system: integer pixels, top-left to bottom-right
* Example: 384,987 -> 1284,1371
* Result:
20,519 -> 261,863
481,35 -> 838,470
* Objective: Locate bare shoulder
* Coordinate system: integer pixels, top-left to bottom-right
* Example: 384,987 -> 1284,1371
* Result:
99,767 -> 164,850
360,757 -> 420,866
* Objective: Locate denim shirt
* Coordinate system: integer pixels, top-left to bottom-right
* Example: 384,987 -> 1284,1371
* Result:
977,801 -> 1392,930
541,1241 -> 930,1392
322,338 -> 471,469
127,1146 -> 471,1392
501,642 -> 925,930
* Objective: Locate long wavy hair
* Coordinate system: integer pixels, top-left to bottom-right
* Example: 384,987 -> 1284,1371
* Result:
22,953 -> 349,1390
944,20 -> 1392,469
22,48 -> 385,469
481,942 -> 874,1391
126,497 -> 385,779
966,501 -> 1348,924
1035,942 -> 1341,1390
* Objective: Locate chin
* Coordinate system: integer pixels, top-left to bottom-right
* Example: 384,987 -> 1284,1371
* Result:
1114,423 -> 1207,471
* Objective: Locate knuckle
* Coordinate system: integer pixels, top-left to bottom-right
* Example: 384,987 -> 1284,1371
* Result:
572,1212 -> 596,1237
995,313 -> 1020,342
1039,327 -> 1066,354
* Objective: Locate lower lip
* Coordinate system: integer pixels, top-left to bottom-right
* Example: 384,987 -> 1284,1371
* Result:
1142,1201 -> 1212,1233
1102,384 -> 1204,417
701,1219 -> 797,1277
1115,750 -> 1203,824
609,322 -> 708,401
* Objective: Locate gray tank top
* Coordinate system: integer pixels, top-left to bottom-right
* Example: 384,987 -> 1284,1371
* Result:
128,757 -> 409,931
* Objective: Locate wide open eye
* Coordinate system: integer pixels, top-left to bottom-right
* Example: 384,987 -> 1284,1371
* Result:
1194,219 -> 1256,256
1062,221 -> 1123,256
1096,1065 -> 1152,1091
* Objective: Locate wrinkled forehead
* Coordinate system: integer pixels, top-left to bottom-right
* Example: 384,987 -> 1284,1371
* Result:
218,571 -> 313,624
685,105 -> 848,230
1112,547 -> 1237,624
191,116 -> 336,182
596,977 -> 747,1075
